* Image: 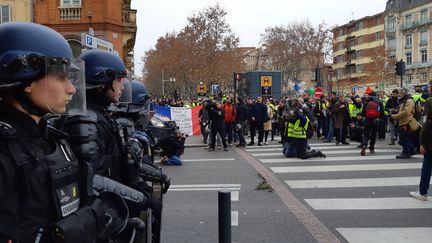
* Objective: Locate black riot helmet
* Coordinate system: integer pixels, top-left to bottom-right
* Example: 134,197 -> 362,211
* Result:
79,49 -> 127,89
0,22 -> 86,115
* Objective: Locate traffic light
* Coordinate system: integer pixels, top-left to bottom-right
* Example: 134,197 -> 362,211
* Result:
395,60 -> 405,76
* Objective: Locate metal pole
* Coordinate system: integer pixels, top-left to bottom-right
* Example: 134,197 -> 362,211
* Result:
400,75 -> 403,88
218,190 -> 231,243
162,67 -> 165,97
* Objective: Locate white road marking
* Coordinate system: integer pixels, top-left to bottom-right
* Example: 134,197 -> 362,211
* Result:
183,158 -> 236,162
246,145 -> 359,152
262,155 -> 422,163
252,149 -> 399,157
169,184 -> 241,193
231,211 -> 239,226
286,176 -> 421,188
305,197 -> 432,210
336,227 -> 432,243
271,163 -> 421,173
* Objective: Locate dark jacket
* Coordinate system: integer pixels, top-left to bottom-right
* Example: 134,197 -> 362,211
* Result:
235,103 -> 248,122
250,102 -> 268,123
159,135 -> 185,157
420,97 -> 432,151
209,106 -> 225,127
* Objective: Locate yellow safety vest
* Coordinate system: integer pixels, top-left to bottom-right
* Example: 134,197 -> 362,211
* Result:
349,104 -> 363,118
293,117 -> 310,139
287,122 -> 295,138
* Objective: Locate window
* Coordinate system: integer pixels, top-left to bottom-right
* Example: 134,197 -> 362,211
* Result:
355,36 -> 363,45
421,50 -> 428,63
355,21 -> 363,31
420,73 -> 428,81
339,28 -> 344,37
0,5 -> 10,24
356,64 -> 363,73
420,31 -> 428,44
405,74 -> 412,83
406,52 -> 412,65
387,17 -> 396,31
420,9 -> 428,24
388,38 -> 396,50
375,32 -> 381,41
405,14 -> 412,26
61,0 -> 81,6
406,34 -> 412,47
356,50 -> 363,58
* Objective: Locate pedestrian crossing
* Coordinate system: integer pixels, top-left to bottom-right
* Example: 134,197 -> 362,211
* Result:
246,140 -> 431,242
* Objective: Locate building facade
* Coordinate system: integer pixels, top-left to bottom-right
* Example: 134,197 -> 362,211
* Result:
332,13 -> 385,95
34,0 -> 137,74
0,0 -> 33,23
385,0 -> 432,91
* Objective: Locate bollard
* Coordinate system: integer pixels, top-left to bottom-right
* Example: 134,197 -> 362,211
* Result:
218,190 -> 231,243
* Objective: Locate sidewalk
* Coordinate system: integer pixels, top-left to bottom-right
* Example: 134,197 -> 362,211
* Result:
184,135 -> 207,148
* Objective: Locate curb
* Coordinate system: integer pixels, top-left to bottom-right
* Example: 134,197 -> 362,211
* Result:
185,144 -> 208,148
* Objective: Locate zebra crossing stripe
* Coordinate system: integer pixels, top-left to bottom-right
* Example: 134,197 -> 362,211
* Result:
246,145 -> 359,152
182,158 -> 236,162
262,155 -> 422,163
285,176 -> 420,188
252,149 -> 399,157
305,197 -> 432,210
336,227 -> 432,243
271,163 -> 421,173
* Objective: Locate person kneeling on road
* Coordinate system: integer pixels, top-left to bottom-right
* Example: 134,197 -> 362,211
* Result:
158,129 -> 186,165
290,107 -> 326,159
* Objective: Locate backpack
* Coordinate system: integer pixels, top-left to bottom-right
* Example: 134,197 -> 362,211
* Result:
412,100 -> 422,121
365,101 -> 380,119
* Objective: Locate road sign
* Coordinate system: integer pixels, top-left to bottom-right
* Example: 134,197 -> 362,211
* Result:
314,87 -> 323,98
211,85 -> 221,95
197,85 -> 207,96
260,76 -> 272,87
81,33 -> 114,52
261,86 -> 272,96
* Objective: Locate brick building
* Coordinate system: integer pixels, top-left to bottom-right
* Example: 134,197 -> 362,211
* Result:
332,13 -> 386,94
34,0 -> 137,73
0,0 -> 33,23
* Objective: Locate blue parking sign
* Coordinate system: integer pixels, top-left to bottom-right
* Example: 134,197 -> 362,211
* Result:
86,36 -> 93,46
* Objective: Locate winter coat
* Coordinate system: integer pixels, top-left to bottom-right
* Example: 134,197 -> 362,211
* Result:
264,105 -> 273,131
223,103 -> 236,124
333,101 -> 350,129
420,97 -> 432,151
250,102 -> 268,123
392,95 -> 418,130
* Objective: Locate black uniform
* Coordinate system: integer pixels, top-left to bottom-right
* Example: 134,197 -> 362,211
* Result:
0,103 -> 94,242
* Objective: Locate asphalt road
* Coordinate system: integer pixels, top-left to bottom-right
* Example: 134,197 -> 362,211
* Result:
159,136 -> 432,243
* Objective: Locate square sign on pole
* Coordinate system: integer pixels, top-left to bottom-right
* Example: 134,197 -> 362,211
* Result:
197,85 -> 207,96
261,86 -> 272,96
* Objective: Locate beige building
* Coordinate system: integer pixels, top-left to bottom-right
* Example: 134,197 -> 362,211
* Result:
385,0 -> 432,91
0,0 -> 33,23
332,12 -> 385,95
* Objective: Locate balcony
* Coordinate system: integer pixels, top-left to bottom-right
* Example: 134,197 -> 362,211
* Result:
419,17 -> 432,26
59,5 -> 82,20
401,21 -> 419,31
419,40 -> 428,47
345,47 -> 355,53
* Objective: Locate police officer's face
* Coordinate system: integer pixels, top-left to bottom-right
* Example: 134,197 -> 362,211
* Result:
25,73 -> 76,114
106,78 -> 124,103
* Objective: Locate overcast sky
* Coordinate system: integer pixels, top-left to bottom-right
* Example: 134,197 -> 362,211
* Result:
131,0 -> 387,75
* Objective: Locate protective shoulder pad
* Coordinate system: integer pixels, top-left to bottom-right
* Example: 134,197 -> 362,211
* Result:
0,121 -> 17,141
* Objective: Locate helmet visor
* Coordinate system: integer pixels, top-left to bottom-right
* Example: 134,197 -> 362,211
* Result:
43,57 -> 86,115
119,78 -> 132,103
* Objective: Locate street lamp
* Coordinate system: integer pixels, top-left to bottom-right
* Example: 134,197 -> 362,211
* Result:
161,67 -> 175,96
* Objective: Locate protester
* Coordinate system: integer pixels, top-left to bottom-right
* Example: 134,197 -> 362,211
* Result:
199,100 -> 210,144
360,91 -> 384,156
248,96 -> 268,146
333,95 -> 350,145
159,129 -> 187,165
208,101 -> 229,151
392,88 -> 420,159
223,98 -> 236,145
386,89 -> 400,145
410,81 -> 432,201
264,99 -> 274,145
235,97 -> 247,147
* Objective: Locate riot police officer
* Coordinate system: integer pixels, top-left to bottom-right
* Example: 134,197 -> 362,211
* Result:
0,22 -> 112,243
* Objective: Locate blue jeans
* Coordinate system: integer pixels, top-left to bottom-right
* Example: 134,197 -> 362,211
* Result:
283,142 -> 296,157
167,155 -> 183,165
225,123 -> 234,143
399,129 -> 416,154
419,152 -> 432,195
326,118 -> 334,141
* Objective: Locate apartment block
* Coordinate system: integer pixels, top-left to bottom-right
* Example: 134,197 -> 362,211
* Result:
34,0 -> 137,73
385,0 -> 432,90
332,12 -> 385,94
0,0 -> 33,23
